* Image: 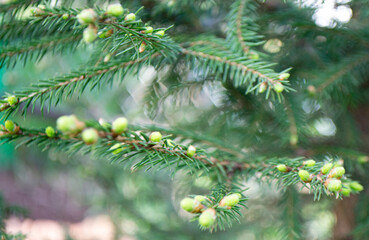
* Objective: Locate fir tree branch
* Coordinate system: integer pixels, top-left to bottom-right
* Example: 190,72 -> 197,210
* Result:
316,53 -> 369,93
236,0 -> 249,54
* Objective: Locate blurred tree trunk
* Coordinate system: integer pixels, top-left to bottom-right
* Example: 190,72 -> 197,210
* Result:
333,196 -> 358,240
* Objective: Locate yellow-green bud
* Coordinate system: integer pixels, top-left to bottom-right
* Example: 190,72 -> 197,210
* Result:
358,156 -> 369,164
298,170 -> 312,182
109,143 -> 124,154
83,27 -> 97,44
199,208 -> 216,228
45,126 -> 55,138
180,198 -> 195,212
62,13 -> 69,20
259,82 -> 268,93
349,182 -> 363,192
112,117 -> 128,134
144,26 -> 153,34
273,82 -> 284,93
321,163 -> 333,175
249,51 -> 259,60
220,193 -> 241,208
276,164 -> 288,172
155,30 -> 165,38
328,167 -> 345,178
279,73 -> 290,80
56,115 -> 77,134
77,9 -> 97,25
194,195 -> 206,203
150,131 -> 162,142
125,13 -> 136,21
186,145 -> 196,157
307,85 -> 316,96
107,3 -> 124,17
139,42 -> 146,53
341,185 -> 351,197
5,120 -> 15,132
304,160 -> 316,167
7,95 -> 18,106
327,179 -> 342,192
81,128 -> 99,145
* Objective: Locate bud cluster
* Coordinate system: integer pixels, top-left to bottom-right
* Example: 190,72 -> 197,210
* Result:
180,192 -> 244,229
258,72 -> 289,94
276,159 -> 364,197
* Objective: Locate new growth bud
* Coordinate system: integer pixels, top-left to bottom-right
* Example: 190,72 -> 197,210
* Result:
328,167 -> 345,179
304,160 -> 316,167
276,164 -> 288,172
321,163 -> 333,175
327,179 -> 342,192
125,13 -> 136,21
107,3 -> 124,17
273,82 -> 284,93
45,126 -> 55,138
199,208 -> 216,228
83,26 -> 97,44
186,145 -> 196,157
112,117 -> 128,134
259,82 -> 268,93
219,193 -> 241,208
150,131 -> 162,142
298,170 -> 312,182
77,9 -> 97,25
82,128 -> 99,145
7,95 -> 18,106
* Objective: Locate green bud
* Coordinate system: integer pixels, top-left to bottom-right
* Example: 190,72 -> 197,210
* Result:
279,73 -> 290,80
220,193 -> 241,208
7,95 -> 18,106
77,9 -> 97,25
109,143 -> 124,155
81,128 -> 99,145
276,164 -> 288,172
304,160 -> 316,167
349,182 -> 364,192
194,195 -> 206,203
5,120 -> 15,132
155,30 -> 165,38
341,185 -> 351,197
258,82 -> 268,93
298,170 -> 312,182
321,163 -> 333,175
45,126 -> 55,138
144,26 -> 153,34
358,156 -> 369,164
56,115 -> 77,134
273,82 -> 284,93
103,54 -> 111,63
327,179 -> 342,192
139,42 -> 146,53
62,13 -> 69,20
112,117 -> 128,134
187,145 -> 196,157
125,13 -> 136,21
199,209 -> 216,228
83,27 -> 97,44
180,198 -> 195,212
107,3 -> 124,17
307,85 -> 316,96
328,167 -> 345,178
249,51 -> 259,60
150,131 -> 162,142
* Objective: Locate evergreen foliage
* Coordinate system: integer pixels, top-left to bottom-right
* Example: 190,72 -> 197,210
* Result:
0,0 -> 368,238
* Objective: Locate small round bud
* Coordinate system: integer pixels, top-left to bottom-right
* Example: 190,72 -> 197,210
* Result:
139,42 -> 146,53
321,163 -> 333,175
194,195 -> 206,203
219,193 -> 241,208
327,179 -> 342,192
155,30 -> 165,38
341,186 -> 351,197
304,160 -> 316,167
358,156 -> 369,164
298,170 -> 312,182
62,13 -> 69,20
328,167 -> 345,179
125,13 -> 136,21
56,115 -> 81,134
249,51 -> 259,60
103,54 -> 111,63
83,27 -> 97,44
279,73 -> 290,80
150,131 -> 162,142
5,120 -> 15,132
180,198 -> 195,212
199,208 -> 216,228
77,9 -> 97,25
144,26 -> 153,34
107,3 -> 124,17
45,126 -> 55,138
112,117 -> 128,134
349,182 -> 363,192
276,164 -> 288,173
187,145 -> 196,157
258,82 -> 267,93
7,95 -> 18,106
273,82 -> 284,93
82,128 -> 99,145
307,85 -> 316,96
